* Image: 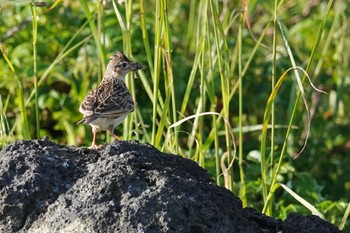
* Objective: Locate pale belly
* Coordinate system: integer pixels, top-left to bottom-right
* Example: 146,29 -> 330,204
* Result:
89,114 -> 127,131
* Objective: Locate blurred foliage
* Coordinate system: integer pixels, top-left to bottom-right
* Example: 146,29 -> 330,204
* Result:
0,0 -> 349,230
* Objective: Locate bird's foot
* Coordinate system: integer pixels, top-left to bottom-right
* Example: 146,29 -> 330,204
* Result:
89,144 -> 105,150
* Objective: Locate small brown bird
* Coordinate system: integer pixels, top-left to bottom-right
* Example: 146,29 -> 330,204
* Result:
77,51 -> 142,149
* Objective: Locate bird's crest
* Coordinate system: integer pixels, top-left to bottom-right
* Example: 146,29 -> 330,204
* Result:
110,51 -> 130,62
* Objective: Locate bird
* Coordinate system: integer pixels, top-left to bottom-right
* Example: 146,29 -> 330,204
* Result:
77,51 -> 142,149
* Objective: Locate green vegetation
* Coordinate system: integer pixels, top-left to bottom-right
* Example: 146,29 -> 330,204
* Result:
1,0 -> 349,230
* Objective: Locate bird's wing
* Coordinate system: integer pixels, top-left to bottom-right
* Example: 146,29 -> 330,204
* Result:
93,79 -> 134,117
78,79 -> 134,125
79,90 -> 97,117
77,90 -> 99,124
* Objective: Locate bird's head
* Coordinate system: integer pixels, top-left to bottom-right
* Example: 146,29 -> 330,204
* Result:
106,51 -> 142,80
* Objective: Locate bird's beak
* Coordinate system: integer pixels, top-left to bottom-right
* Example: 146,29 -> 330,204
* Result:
130,62 -> 143,71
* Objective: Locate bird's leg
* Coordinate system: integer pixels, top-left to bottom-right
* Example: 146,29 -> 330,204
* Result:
89,128 -> 98,149
108,125 -> 122,141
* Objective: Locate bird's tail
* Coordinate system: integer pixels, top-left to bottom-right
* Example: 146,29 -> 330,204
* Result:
76,117 -> 89,125
76,115 -> 96,125
76,118 -> 86,125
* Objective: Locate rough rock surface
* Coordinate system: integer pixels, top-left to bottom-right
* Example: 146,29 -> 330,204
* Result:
0,138 -> 343,233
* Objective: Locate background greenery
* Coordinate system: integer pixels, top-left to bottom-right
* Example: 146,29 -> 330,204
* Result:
0,0 -> 349,230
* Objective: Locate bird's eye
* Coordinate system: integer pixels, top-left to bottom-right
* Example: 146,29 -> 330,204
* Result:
120,62 -> 129,68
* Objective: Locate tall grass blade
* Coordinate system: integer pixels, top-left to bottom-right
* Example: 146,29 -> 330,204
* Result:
79,0 -> 105,68
139,0 -> 154,72
277,0 -> 334,159
262,0 -> 334,213
151,0 -> 163,147
112,0 -> 138,140
265,0 -> 278,216
30,3 -> 40,138
209,0 -> 232,191
238,13 -> 246,206
170,112 -> 220,129
0,45 -> 30,139
25,20 -> 92,106
339,201 -> 350,230
262,67 -> 322,213
279,183 -> 325,219
0,94 -> 13,146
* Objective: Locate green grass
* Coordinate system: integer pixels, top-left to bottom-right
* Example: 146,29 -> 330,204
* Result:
0,0 -> 349,230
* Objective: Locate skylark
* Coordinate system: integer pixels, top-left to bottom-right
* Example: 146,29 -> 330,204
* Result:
77,51 -> 142,149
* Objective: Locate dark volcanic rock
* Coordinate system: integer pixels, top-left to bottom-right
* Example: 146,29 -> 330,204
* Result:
0,138 -> 98,232
282,213 -> 342,233
0,138 -> 343,233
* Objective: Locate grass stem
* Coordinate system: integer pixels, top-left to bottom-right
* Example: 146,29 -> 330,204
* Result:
30,3 -> 39,138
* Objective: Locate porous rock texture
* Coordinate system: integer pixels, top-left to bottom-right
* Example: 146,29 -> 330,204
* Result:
0,138 -> 342,233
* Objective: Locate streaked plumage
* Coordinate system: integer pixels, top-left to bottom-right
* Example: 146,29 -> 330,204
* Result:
77,51 -> 142,149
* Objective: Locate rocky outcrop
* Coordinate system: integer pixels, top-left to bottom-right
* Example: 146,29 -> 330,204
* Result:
0,138 -> 342,232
